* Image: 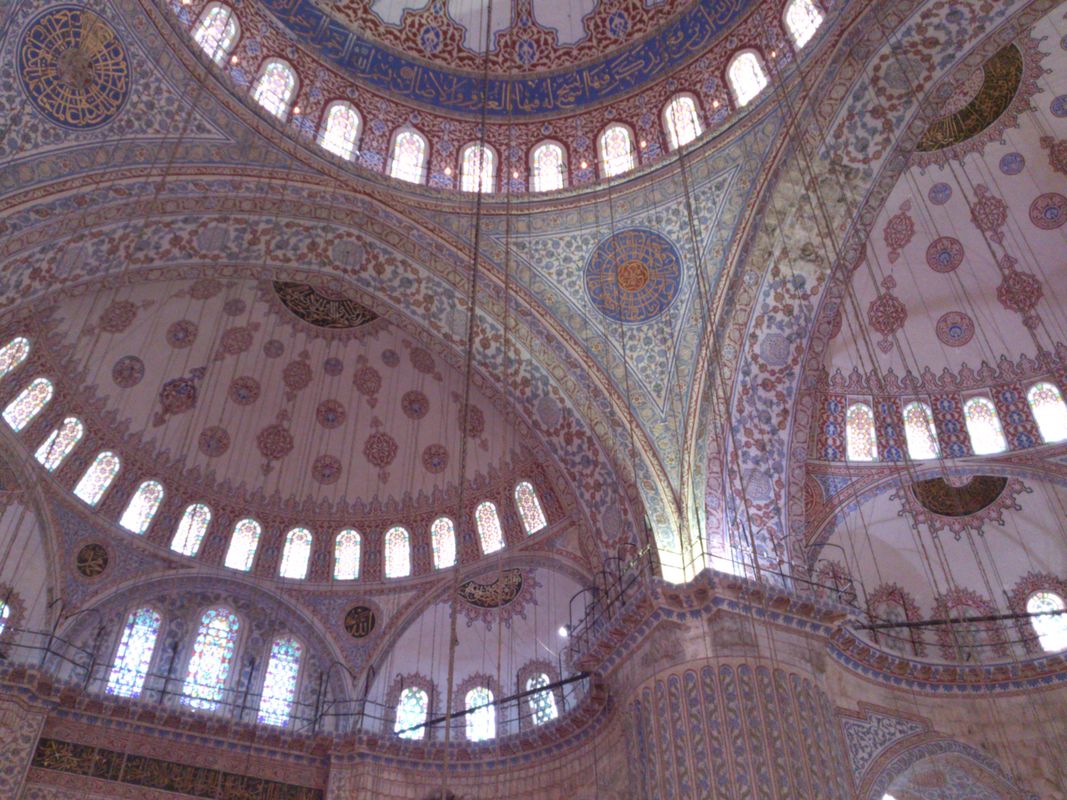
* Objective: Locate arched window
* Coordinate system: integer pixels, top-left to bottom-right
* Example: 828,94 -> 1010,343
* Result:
258,637 -> 302,726
784,0 -> 823,48
279,527 -> 312,579
963,397 -> 1007,455
1027,382 -> 1067,444
119,480 -> 165,535
1027,591 -> 1067,652
465,686 -> 495,741
3,377 -> 53,431
530,141 -> 566,192
514,481 -> 547,535
460,143 -> 496,193
902,401 -> 940,460
0,600 -> 8,636
389,129 -> 428,184
333,529 -> 361,580
598,124 -> 635,178
106,606 -> 162,698
845,402 -> 878,461
34,417 -> 84,471
394,686 -> 429,739
73,451 -> 121,506
664,94 -> 703,150
224,518 -> 262,571
181,608 -> 240,711
526,673 -> 558,725
0,337 -> 30,379
475,501 -> 505,554
251,59 -> 297,120
319,101 -> 361,160
192,3 -> 239,64
727,51 -> 768,107
384,526 -> 411,578
431,517 -> 456,569
171,503 -> 212,556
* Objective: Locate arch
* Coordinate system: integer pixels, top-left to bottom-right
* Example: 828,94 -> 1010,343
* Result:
388,128 -> 429,184
902,401 -> 939,460
0,337 -> 30,380
1027,381 -> 1067,444
224,518 -> 262,571
34,416 -> 83,471
333,529 -> 361,580
530,141 -> 567,192
525,672 -> 559,726
465,685 -> 495,741
514,481 -> 547,534
394,685 -> 430,739
845,402 -> 878,462
598,123 -> 636,178
171,503 -> 212,556
963,396 -> 1007,454
192,2 -> 239,64
727,50 -> 769,107
431,516 -> 456,569
105,606 -> 162,698
251,58 -> 298,120
257,636 -> 303,726
279,527 -> 312,579
475,501 -> 505,554
0,599 -> 8,637
1026,591 -> 1067,653
866,739 -> 1031,800
319,101 -> 361,160
2,377 -> 53,431
384,526 -> 411,578
73,451 -> 121,506
663,93 -> 703,150
459,142 -> 497,193
784,0 -> 823,49
181,606 -> 240,711
119,480 -> 165,535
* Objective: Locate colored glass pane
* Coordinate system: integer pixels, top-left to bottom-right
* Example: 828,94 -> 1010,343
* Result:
384,526 -> 410,578
845,403 -> 877,461
599,125 -> 634,177
35,416 -> 83,471
193,4 -> 238,63
334,529 -> 361,580
785,0 -> 823,48
514,481 -> 547,534
963,397 -> 1007,455
257,637 -> 302,726
171,503 -> 212,556
0,600 -> 8,636
390,130 -> 427,183
431,517 -> 456,569
728,51 -> 768,107
181,608 -> 239,711
320,102 -> 360,160
531,142 -> 565,191
119,480 -> 165,535
0,337 -> 30,379
252,60 -> 296,119
279,527 -> 312,579
1027,382 -> 1067,444
461,143 -> 495,193
224,518 -> 261,571
465,686 -> 495,741
394,686 -> 429,739
902,402 -> 940,460
665,95 -> 702,149
106,606 -> 161,698
475,501 -> 505,554
526,673 -> 558,725
3,377 -> 53,431
73,451 -> 121,506
1028,592 -> 1067,652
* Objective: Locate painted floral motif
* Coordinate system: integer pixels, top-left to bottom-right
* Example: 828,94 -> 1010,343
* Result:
99,300 -> 138,333
214,325 -> 257,359
323,357 -> 343,376
198,426 -> 230,457
188,278 -> 223,299
283,359 -> 312,392
222,298 -> 247,316
166,319 -> 198,349
935,311 -> 974,347
422,444 -> 448,473
316,399 -> 346,429
995,257 -> 1042,328
257,424 -> 294,460
353,366 -> 382,404
228,376 -> 260,406
153,368 -> 205,426
925,237 -> 963,273
112,355 -> 144,388
882,202 -> 914,263
969,184 -> 1008,243
409,346 -> 436,374
401,389 -> 429,419
1040,135 -> 1067,175
867,276 -> 907,353
458,403 -> 486,437
312,454 -> 342,484
1029,193 -> 1066,230
364,431 -> 398,468
381,349 -> 400,367
263,339 -> 284,358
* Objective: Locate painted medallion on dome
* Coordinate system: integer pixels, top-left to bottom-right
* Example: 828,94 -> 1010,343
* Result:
273,282 -> 378,329
912,476 -> 1008,517
584,229 -> 682,323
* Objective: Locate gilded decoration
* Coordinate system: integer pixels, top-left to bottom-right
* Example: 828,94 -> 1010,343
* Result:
584,229 -> 682,324
912,475 -> 1008,517
458,569 -> 524,609
272,282 -> 379,330
75,543 -> 109,578
343,605 -> 377,638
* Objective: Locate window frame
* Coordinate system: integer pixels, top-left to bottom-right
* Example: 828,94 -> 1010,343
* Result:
529,140 -> 568,192
726,49 -> 770,108
250,57 -> 299,121
662,92 -> 704,151
388,127 -> 430,184
105,605 -> 164,699
180,606 -> 242,712
458,141 -> 498,194
317,100 -> 362,161
192,2 -> 240,65
597,122 -> 637,179
782,0 -> 824,50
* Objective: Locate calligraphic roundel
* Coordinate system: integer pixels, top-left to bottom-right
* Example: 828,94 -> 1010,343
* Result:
584,228 -> 682,323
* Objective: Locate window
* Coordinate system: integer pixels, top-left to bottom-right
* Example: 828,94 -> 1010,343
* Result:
728,51 -> 769,107
384,526 -> 411,578
598,124 -> 635,177
963,397 -> 1007,455
530,141 -> 566,192
394,686 -> 429,739
431,517 -> 456,569
34,417 -> 83,471
319,102 -> 361,160
224,518 -> 262,571
389,129 -> 428,184
333,529 -> 361,580
0,337 -> 30,379
258,637 -> 302,726
664,94 -> 703,150
514,481 -> 547,534
475,501 -> 505,554
119,480 -> 165,535
73,451 -> 121,506
1028,592 -> 1067,652
460,143 -> 496,193
1027,382 -> 1067,444
279,527 -> 312,579
526,673 -> 558,725
0,600 -> 7,636
251,59 -> 297,120
3,377 -> 53,431
465,686 -> 495,741
181,608 -> 239,711
192,3 -> 239,64
784,0 -> 823,48
902,402 -> 940,460
106,607 -> 162,698
845,402 -> 878,461
171,503 -> 212,556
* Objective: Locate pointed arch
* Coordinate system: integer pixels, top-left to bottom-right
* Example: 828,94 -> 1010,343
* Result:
333,529 -> 361,580
192,2 -> 239,64
0,337 -> 30,380
526,673 -> 559,725
963,396 -> 1007,454
119,480 -> 165,535
465,686 -> 495,741
389,128 -> 428,184
514,481 -> 547,535
34,417 -> 84,471
279,527 -> 312,579
224,518 -> 262,571
431,517 -> 456,569
845,402 -> 878,461
394,686 -> 430,739
727,50 -> 769,107
171,503 -> 212,556
459,142 -> 497,193
663,93 -> 703,150
319,101 -> 361,160
106,606 -> 162,698
598,123 -> 636,177
251,58 -> 298,120
3,377 -> 53,431
73,451 -> 121,506
530,141 -> 566,192
1027,591 -> 1067,653
784,0 -> 823,49
384,526 -> 411,578
1027,382 -> 1067,444
258,637 -> 303,726
475,501 -> 505,554
181,607 -> 240,711
902,401 -> 940,460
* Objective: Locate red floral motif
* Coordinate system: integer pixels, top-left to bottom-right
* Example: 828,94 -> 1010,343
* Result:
1040,136 -> 1067,176
312,454 -> 342,485
969,184 -> 1008,243
215,325 -> 256,359
316,399 -> 346,429
935,311 -> 974,347
323,357 -> 343,376
925,237 -> 964,273
188,278 -> 223,299
153,367 -> 206,426
422,444 -> 448,473
401,390 -> 429,420
353,366 -> 382,402
409,346 -> 436,375
381,349 -> 400,367
166,319 -> 198,349
363,432 -> 398,468
882,201 -> 914,263
111,355 -> 144,388
228,376 -> 260,406
257,424 -> 294,460
1028,193 -> 1067,230
457,403 -> 486,438
99,300 -> 138,333
283,359 -> 313,392
996,261 -> 1042,328
222,298 -> 247,316
263,339 -> 284,358
198,426 -> 231,457
867,276 -> 907,353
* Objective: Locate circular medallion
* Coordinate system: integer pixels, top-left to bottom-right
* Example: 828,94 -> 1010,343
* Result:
925,237 -> 964,273
111,355 -> 144,388
935,311 -> 975,347
18,7 -> 131,130
585,229 -> 681,323
999,152 -> 1025,175
75,543 -> 109,578
344,605 -> 376,638
1029,193 -> 1067,230
928,183 -> 952,205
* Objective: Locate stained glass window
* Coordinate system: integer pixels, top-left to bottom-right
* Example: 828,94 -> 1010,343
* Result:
73,451 -> 121,506
784,0 -> 823,48
664,94 -> 703,150
598,124 -> 635,177
531,142 -> 566,192
181,608 -> 239,711
319,102 -> 361,160
1027,382 -> 1067,444
192,3 -> 239,64
119,480 -> 165,535
334,529 -> 361,580
465,686 -> 495,741
460,143 -> 496,193
475,501 -> 505,554
526,673 -> 558,726
0,600 -> 8,636
394,686 -> 429,739
514,481 -> 547,535
251,59 -> 297,120
171,503 -> 212,556
3,377 -> 53,432
384,526 -> 411,578
728,51 -> 768,107
34,417 -> 84,471
106,606 -> 162,698
0,337 -> 30,379
279,528 -> 312,579
431,517 -> 456,569
963,397 -> 1007,455
224,518 -> 262,571
1028,591 -> 1067,652
257,637 -> 302,726
845,403 -> 878,462
902,402 -> 940,460
389,129 -> 428,184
